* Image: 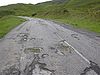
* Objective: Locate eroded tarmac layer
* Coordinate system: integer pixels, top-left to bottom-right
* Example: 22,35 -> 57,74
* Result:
0,17 -> 100,75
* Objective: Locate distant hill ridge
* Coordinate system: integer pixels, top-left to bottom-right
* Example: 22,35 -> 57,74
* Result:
52,0 -> 69,3
0,0 -> 100,19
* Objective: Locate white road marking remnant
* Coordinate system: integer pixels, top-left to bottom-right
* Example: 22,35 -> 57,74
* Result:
47,22 -> 91,64
47,21 -> 91,64
64,41 -> 90,64
55,32 -> 90,64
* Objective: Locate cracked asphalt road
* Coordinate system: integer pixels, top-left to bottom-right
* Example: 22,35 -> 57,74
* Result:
0,17 -> 100,75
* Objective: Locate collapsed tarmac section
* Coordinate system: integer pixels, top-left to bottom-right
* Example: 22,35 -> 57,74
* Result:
0,54 -> 55,75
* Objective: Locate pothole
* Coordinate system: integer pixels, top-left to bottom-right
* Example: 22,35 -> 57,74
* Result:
17,33 -> 29,43
55,41 -> 71,55
41,54 -> 49,58
49,47 -> 55,50
71,34 -> 80,40
24,47 -> 42,54
1,53 -> 55,75
32,63 -> 54,75
17,33 -> 29,39
24,54 -> 55,75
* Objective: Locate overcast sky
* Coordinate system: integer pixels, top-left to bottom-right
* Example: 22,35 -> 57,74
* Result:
0,0 -> 51,6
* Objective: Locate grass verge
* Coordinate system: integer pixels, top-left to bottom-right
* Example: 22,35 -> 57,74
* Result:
53,17 -> 100,33
36,14 -> 100,33
0,16 -> 25,38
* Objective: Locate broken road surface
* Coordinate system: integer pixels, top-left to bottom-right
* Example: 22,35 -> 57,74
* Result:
0,17 -> 100,75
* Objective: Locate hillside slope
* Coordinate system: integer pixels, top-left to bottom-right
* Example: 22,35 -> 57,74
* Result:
35,0 -> 100,33
0,3 -> 35,17
0,0 -> 100,33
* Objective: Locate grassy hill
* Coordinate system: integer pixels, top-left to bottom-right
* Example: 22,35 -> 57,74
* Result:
0,0 -> 100,33
0,3 -> 35,17
35,0 -> 100,33
66,0 -> 100,7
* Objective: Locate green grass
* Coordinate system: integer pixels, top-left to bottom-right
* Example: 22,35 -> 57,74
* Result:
0,0 -> 100,33
53,18 -> 100,33
0,16 -> 25,38
0,3 -> 35,17
34,0 -> 100,33
35,14 -> 100,33
34,7 -> 100,33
